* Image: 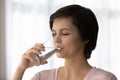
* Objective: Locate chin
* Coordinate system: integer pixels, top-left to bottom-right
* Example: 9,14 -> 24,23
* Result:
56,52 -> 64,58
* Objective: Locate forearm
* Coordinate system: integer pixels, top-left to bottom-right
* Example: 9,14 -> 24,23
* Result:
12,66 -> 26,80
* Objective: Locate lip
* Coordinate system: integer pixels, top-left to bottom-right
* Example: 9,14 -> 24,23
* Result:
56,46 -> 62,49
56,47 -> 63,52
55,45 -> 63,51
56,47 -> 61,50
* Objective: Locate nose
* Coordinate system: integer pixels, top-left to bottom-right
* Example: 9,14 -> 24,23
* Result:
53,34 -> 61,45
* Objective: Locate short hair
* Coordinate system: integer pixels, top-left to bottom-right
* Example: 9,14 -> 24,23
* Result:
49,4 -> 99,59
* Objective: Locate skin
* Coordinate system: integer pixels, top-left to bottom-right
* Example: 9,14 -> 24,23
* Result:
12,43 -> 47,80
12,17 -> 92,80
52,17 -> 92,80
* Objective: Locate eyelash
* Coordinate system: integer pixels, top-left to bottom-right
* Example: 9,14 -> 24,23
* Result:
52,32 -> 69,36
62,33 -> 69,35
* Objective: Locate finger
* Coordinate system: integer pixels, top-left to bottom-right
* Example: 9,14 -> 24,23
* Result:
24,52 -> 48,66
35,43 -> 45,49
23,53 -> 35,63
24,48 -> 42,65
32,44 -> 45,52
24,53 -> 41,66
40,60 -> 48,65
30,47 -> 42,54
26,49 -> 40,56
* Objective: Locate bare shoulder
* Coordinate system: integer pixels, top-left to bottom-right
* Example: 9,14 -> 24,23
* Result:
88,67 -> 117,80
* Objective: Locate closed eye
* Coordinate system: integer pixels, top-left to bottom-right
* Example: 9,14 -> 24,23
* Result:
62,32 -> 69,35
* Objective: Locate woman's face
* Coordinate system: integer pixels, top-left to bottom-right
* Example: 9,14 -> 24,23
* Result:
52,17 -> 86,59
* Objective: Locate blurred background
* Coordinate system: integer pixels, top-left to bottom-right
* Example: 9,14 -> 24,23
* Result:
0,0 -> 120,80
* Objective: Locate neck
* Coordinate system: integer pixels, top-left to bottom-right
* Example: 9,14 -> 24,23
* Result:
65,57 -> 91,73
62,54 -> 92,80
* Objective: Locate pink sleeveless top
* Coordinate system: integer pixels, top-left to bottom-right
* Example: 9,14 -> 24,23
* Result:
31,67 -> 117,80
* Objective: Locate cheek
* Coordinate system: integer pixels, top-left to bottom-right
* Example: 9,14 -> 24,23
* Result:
64,36 -> 83,50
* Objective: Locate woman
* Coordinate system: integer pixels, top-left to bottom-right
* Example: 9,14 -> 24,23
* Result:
12,4 -> 117,80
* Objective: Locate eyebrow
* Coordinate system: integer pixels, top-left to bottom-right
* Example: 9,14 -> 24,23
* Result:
52,28 -> 72,32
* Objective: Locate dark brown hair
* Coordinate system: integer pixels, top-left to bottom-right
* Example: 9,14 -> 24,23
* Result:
49,4 -> 99,59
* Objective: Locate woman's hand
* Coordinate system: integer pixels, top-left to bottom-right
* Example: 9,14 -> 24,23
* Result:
19,43 -> 47,69
12,43 -> 47,80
